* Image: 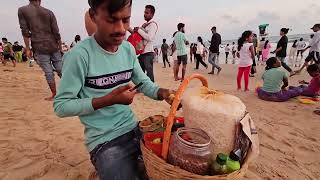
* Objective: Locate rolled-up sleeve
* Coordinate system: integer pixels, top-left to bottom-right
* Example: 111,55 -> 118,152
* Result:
137,23 -> 157,42
50,11 -> 61,41
18,8 -> 31,38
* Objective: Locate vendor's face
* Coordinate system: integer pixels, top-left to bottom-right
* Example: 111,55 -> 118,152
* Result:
91,3 -> 131,46
144,8 -> 154,21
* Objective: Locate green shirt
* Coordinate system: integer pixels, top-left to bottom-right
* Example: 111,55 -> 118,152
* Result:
262,68 -> 287,93
3,43 -> 12,54
54,37 -> 160,152
174,31 -> 187,56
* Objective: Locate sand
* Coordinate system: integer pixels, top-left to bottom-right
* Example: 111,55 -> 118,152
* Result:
0,58 -> 319,180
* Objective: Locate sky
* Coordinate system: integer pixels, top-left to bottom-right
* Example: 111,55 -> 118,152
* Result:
1,0 -> 319,46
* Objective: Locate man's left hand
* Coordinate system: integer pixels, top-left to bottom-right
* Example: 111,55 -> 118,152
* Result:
133,27 -> 140,32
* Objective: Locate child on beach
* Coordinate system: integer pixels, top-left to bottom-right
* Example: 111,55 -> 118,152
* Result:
256,57 -> 302,102
237,31 -> 255,91
262,40 -> 271,65
289,64 -> 320,97
225,44 -> 230,64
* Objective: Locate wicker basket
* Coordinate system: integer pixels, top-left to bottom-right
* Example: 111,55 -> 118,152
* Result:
141,74 -> 259,180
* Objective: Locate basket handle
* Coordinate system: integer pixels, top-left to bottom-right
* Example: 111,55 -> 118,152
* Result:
161,74 -> 208,160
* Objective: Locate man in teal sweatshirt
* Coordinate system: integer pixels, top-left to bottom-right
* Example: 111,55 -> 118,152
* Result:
54,0 -> 174,179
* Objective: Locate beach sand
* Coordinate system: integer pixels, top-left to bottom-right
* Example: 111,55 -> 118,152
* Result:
0,58 -> 319,180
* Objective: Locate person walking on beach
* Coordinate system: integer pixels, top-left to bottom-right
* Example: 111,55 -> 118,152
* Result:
289,40 -> 298,66
1,38 -> 16,67
12,41 -> 24,63
249,33 -> 258,77
70,35 -> 81,48
232,42 -> 237,64
262,40 -> 272,65
225,44 -> 231,64
208,26 -> 222,75
237,31 -> 255,91
54,1 -> 175,179
129,5 -> 158,82
174,23 -> 189,81
257,37 -> 266,62
160,39 -> 171,68
190,44 -> 194,63
296,38 -> 307,60
295,24 -> 320,74
271,28 -> 295,76
195,36 -> 208,69
18,0 -> 63,101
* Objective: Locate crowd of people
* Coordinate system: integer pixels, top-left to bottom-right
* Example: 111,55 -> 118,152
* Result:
1,0 -> 319,179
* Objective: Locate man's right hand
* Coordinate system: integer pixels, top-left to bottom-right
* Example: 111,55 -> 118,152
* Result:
109,84 -> 137,105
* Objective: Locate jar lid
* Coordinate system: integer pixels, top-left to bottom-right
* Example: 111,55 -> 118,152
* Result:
177,128 -> 211,148
229,149 -> 241,161
216,153 -> 228,165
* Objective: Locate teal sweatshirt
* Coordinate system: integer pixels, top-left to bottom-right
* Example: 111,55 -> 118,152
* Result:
54,37 -> 160,152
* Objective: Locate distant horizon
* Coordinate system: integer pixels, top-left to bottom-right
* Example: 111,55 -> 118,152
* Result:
1,0 -> 319,46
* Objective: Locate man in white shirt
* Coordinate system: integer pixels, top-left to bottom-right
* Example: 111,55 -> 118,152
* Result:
296,38 -> 307,60
296,24 -> 320,74
129,5 -> 158,82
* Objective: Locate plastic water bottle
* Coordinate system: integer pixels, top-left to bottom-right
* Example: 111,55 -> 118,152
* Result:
226,150 -> 241,173
212,153 -> 228,175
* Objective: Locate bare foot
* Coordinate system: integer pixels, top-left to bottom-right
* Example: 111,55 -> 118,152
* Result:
244,89 -> 250,92
45,96 -> 54,101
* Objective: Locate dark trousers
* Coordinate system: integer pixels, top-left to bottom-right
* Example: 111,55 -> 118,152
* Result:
162,54 -> 170,67
277,56 -> 292,72
250,58 -> 257,75
138,53 -> 155,82
195,54 -> 207,69
90,126 -> 143,180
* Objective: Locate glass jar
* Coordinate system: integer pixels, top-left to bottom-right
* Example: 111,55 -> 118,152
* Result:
168,128 -> 213,175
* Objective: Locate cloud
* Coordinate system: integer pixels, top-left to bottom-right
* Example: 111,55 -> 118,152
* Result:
220,14 -> 240,24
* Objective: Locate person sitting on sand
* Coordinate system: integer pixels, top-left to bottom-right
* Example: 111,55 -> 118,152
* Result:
54,0 -> 175,179
289,64 -> 320,97
256,57 -> 302,102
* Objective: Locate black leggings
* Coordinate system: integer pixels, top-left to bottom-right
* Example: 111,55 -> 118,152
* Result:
162,54 -> 170,67
195,54 -> 207,69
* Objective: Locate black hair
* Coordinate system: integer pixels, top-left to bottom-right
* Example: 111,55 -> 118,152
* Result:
197,36 -> 205,47
280,28 -> 290,34
75,35 -> 81,41
2,38 -> 7,42
0,42 -> 2,45
211,26 -> 216,31
232,42 -> 235,44
265,57 -> 278,70
145,5 -> 155,14
299,38 -> 303,41
173,31 -> 178,37
88,0 -> 132,14
227,44 -> 229,46
264,40 -> 269,49
261,37 -> 266,41
177,23 -> 185,31
307,64 -> 320,73
237,30 -> 252,51
163,39 -> 166,43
